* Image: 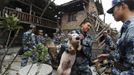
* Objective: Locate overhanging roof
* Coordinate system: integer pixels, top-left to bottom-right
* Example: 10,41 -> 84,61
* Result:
59,0 -> 85,12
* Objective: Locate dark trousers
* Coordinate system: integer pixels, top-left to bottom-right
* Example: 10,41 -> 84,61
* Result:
71,63 -> 92,75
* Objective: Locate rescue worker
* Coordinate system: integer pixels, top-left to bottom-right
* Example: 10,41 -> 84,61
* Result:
37,30 -> 45,44
98,0 -> 134,74
71,19 -> 93,75
103,31 -> 114,53
21,24 -> 37,67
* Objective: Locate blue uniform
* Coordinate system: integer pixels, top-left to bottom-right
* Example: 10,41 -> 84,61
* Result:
109,17 -> 134,75
104,35 -> 113,53
37,35 -> 45,44
21,30 -> 37,67
71,30 -> 93,75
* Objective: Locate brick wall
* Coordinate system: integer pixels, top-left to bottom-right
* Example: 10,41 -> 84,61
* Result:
61,10 -> 86,30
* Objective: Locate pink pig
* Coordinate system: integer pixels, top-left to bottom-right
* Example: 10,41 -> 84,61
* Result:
57,31 -> 82,75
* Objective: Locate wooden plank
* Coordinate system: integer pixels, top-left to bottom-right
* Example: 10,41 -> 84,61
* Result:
96,22 -> 100,31
1,7 -> 58,28
91,24 -> 97,36
95,34 -> 103,42
98,40 -> 105,47
95,20 -> 98,28
95,26 -> 109,38
99,43 -> 105,49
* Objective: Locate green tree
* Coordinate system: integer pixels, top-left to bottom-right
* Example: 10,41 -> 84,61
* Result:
0,14 -> 22,74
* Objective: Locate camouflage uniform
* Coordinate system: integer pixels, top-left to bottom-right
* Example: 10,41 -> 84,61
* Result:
109,17 -> 134,75
21,30 -> 37,67
71,30 -> 93,75
103,35 -> 113,53
37,35 -> 45,44
37,34 -> 52,65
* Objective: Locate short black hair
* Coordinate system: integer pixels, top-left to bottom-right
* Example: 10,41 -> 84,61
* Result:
123,0 -> 134,11
80,19 -> 90,26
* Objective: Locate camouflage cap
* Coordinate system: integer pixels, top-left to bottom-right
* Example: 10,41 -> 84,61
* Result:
107,0 -> 130,14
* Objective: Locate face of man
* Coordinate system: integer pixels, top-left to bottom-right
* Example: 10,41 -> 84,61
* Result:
81,22 -> 91,33
39,32 -> 43,36
103,32 -> 107,37
112,3 -> 125,21
32,27 -> 36,33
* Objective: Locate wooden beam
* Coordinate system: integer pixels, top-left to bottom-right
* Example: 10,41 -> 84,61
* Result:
32,4 -> 43,11
16,0 -> 29,6
95,25 -> 109,39
95,34 -> 103,42
1,7 -> 58,29
95,20 -> 98,28
40,0 -> 56,17
96,21 -> 100,31
91,24 -> 97,36
98,39 -> 105,47
99,43 -> 105,49
16,0 -> 43,12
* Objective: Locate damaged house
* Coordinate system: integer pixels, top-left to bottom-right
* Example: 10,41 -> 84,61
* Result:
58,0 -> 118,59
0,0 -> 59,46
0,0 -> 118,59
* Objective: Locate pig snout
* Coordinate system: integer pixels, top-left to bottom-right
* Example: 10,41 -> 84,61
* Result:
76,37 -> 80,40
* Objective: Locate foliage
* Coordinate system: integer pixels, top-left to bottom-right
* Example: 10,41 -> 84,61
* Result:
0,14 -> 22,74
22,43 -> 48,62
44,37 -> 54,46
0,14 -> 22,30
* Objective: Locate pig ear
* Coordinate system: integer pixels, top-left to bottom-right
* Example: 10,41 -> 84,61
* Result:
68,33 -> 72,40
68,33 -> 71,37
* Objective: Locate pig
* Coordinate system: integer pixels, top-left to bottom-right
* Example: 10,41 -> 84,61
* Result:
57,31 -> 82,75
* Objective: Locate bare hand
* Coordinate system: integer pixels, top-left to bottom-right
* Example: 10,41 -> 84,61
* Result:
79,34 -> 84,39
97,54 -> 109,62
